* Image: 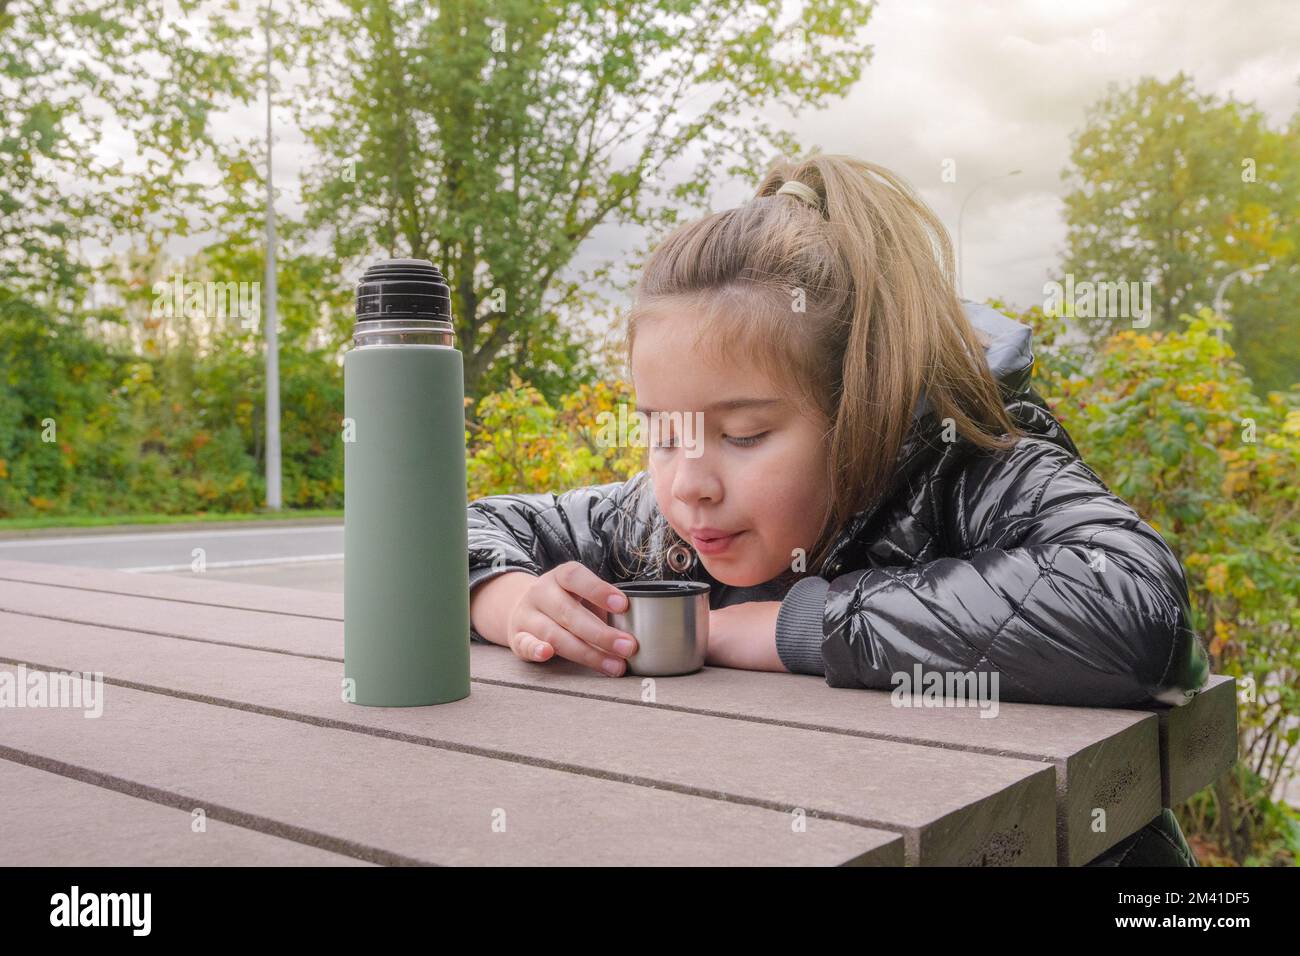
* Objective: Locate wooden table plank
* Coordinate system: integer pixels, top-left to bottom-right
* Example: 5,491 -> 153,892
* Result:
0,576 -> 337,658
0,758 -> 369,866
0,664 -> 903,867
469,650 -> 1166,866
0,565 -> 1174,865
0,611 -> 1055,865
0,558 -> 341,618
0,560 -> 1235,862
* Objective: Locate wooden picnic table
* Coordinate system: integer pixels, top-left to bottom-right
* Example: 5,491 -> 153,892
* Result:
0,557 -> 1236,866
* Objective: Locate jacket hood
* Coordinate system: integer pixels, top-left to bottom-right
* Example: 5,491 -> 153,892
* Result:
964,300 -> 1034,397
913,301 -> 1035,421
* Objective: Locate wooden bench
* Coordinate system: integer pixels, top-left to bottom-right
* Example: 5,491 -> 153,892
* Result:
0,558 -> 1237,866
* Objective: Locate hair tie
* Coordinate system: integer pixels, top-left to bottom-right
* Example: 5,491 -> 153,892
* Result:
776,179 -> 821,209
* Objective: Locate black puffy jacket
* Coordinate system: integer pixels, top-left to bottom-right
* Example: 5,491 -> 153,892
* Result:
465,301 -> 1210,712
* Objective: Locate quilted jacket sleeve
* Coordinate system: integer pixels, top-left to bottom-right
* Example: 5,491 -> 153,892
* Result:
465,477 -> 645,643
776,437 -> 1211,708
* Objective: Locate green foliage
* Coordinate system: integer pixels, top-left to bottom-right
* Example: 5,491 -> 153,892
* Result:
1062,72 -> 1300,395
466,372 -> 645,499
0,229 -> 349,516
282,0 -> 877,401
1003,299 -> 1300,865
1,0 -> 261,307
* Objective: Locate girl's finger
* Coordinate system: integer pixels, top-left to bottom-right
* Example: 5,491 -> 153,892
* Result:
554,561 -> 629,615
541,581 -> 637,658
579,596 -> 609,622
510,630 -> 553,662
529,614 -> 627,677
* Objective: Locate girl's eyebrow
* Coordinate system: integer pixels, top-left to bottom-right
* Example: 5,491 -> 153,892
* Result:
637,398 -> 782,415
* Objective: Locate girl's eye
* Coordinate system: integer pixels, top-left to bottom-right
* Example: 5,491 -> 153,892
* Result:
650,432 -> 768,450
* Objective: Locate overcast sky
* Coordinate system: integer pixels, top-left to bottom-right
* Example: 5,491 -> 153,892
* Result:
114,0 -> 1299,328
788,0 -> 1300,309
572,0 -> 1300,318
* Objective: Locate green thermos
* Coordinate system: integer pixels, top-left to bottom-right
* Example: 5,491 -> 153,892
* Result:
343,258 -> 471,706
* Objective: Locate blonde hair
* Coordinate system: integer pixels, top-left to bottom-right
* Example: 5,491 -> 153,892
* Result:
617,151 -> 1025,579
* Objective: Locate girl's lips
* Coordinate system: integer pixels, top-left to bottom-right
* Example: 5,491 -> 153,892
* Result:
691,530 -> 745,555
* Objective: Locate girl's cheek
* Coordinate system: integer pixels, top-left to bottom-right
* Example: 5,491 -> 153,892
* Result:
650,463 -> 677,515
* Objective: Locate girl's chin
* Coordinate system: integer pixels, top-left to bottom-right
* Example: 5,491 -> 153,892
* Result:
696,557 -> 777,589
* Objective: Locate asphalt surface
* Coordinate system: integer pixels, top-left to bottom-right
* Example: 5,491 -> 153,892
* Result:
0,523 -> 345,592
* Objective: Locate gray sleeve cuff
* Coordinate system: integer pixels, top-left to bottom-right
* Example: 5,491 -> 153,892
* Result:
775,576 -> 829,676
468,566 -> 539,644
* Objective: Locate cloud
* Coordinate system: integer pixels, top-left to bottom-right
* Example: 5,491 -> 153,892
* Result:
588,0 -> 1299,311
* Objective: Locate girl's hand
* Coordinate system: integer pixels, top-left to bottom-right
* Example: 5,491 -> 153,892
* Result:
706,601 -> 787,672
506,561 -> 638,677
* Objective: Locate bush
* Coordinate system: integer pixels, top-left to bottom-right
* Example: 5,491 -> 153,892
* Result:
466,371 -> 645,499
1007,300 -> 1300,865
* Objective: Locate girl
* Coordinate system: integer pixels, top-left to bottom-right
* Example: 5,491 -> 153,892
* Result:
464,153 -> 1209,866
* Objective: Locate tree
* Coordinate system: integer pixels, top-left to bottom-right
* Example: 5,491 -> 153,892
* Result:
280,0 -> 877,401
1217,115 -> 1300,395
0,0 -> 261,307
1061,73 -> 1299,394
0,0 -> 269,514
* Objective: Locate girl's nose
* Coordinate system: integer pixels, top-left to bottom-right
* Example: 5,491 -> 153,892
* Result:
671,450 -> 724,505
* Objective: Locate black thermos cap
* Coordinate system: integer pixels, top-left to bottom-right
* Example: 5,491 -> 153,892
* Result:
354,258 -> 452,326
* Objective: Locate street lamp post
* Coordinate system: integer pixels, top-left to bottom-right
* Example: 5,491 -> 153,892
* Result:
264,0 -> 281,511
1212,264 -> 1270,342
957,168 -> 1021,299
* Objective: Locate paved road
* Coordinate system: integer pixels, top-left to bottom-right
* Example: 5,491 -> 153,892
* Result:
0,524 -> 345,592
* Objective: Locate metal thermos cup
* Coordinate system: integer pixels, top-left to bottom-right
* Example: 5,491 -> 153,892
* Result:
343,258 -> 471,706
611,580 -> 710,676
